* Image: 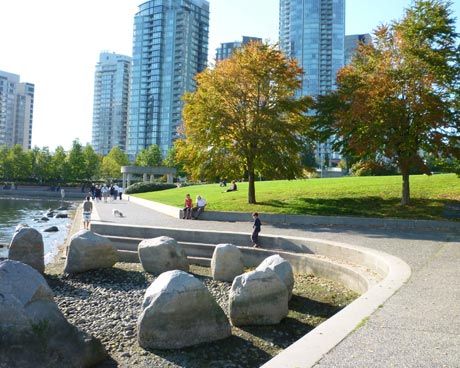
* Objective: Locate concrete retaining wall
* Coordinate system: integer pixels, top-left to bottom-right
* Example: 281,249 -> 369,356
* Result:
90,222 -> 384,294
128,195 -> 460,230
90,220 -> 410,368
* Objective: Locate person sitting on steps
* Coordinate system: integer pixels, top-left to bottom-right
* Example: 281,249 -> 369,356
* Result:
191,195 -> 207,219
182,193 -> 193,219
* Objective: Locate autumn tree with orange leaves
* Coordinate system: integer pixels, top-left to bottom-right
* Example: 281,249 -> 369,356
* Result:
314,0 -> 460,205
176,42 -> 313,204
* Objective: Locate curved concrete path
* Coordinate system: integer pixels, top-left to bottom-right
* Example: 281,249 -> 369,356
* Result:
90,196 -> 460,368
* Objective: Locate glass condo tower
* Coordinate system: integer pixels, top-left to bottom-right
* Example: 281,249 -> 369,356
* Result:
127,0 -> 210,159
279,0 -> 345,98
91,52 -> 132,156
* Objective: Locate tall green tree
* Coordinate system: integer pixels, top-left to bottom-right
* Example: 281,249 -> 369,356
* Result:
177,42 -> 313,203
314,0 -> 460,205
51,146 -> 67,183
82,144 -> 101,181
164,146 -> 186,177
63,140 -> 86,182
7,145 -> 32,181
29,146 -> 53,183
0,145 -> 8,180
100,146 -> 130,180
134,144 -> 162,167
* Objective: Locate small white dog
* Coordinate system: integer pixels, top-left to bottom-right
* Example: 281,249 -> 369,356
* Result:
112,209 -> 124,217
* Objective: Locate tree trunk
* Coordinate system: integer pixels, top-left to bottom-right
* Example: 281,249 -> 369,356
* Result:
247,167 -> 256,204
401,170 -> 410,206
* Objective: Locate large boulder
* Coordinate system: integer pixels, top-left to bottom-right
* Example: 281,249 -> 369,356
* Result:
138,270 -> 231,349
138,236 -> 189,274
64,230 -> 119,274
8,225 -> 44,273
229,268 -> 289,326
256,254 -> 294,300
0,260 -> 107,367
211,243 -> 245,282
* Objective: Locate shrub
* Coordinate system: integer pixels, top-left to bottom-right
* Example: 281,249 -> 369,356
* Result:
125,182 -> 176,194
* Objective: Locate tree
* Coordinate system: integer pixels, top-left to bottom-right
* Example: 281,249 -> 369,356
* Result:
134,144 -> 162,167
314,0 -> 460,205
0,145 -> 8,180
82,144 -> 101,181
100,146 -> 130,180
176,42 -> 313,203
164,146 -> 187,178
29,146 -> 53,183
63,140 -> 86,182
7,145 -> 31,181
51,146 -> 67,183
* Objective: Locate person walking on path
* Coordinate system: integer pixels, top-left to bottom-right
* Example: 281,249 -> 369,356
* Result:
82,196 -> 93,230
182,194 -> 193,219
101,184 -> 109,203
251,212 -> 261,247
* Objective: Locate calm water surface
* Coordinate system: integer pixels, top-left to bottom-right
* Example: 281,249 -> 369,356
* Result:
0,198 -> 75,264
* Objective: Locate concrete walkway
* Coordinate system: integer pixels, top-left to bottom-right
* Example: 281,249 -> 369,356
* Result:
90,196 -> 460,368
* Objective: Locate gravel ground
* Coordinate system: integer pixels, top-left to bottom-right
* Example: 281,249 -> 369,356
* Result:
44,263 -> 358,368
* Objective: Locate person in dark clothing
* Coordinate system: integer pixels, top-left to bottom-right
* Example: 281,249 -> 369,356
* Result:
251,212 -> 261,248
225,180 -> 237,192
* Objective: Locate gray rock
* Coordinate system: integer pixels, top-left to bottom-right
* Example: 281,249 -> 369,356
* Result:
256,254 -> 294,300
211,243 -> 244,282
8,225 -> 44,273
229,268 -> 289,326
138,236 -> 189,275
44,225 -> 59,232
64,230 -> 119,274
138,270 -> 231,349
0,260 -> 108,367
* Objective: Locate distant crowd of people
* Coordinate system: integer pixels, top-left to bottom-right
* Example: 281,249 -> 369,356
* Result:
89,183 -> 123,203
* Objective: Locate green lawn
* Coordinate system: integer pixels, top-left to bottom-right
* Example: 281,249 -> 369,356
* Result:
133,173 -> 460,221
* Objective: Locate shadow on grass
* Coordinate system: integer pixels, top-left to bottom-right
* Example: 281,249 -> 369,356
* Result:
257,197 -> 450,220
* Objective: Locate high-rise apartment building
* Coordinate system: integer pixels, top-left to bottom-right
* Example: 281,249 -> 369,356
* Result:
0,71 -> 34,150
215,36 -> 262,61
344,33 -> 372,65
279,0 -> 345,170
127,0 -> 210,159
279,0 -> 345,98
91,52 -> 132,156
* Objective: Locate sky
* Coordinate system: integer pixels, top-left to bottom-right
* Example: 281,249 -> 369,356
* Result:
1,0 -> 459,151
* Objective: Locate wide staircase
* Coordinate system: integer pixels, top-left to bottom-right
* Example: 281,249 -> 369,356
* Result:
103,234 -> 216,267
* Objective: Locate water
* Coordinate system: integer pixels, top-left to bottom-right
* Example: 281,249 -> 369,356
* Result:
0,198 -> 75,264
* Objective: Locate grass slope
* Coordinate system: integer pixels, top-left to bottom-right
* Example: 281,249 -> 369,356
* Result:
134,173 -> 460,221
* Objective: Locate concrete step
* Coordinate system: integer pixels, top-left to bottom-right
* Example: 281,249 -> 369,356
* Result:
179,242 -> 216,258
187,256 -> 211,267
117,249 -> 211,267
106,235 -> 217,258
118,249 -> 139,263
